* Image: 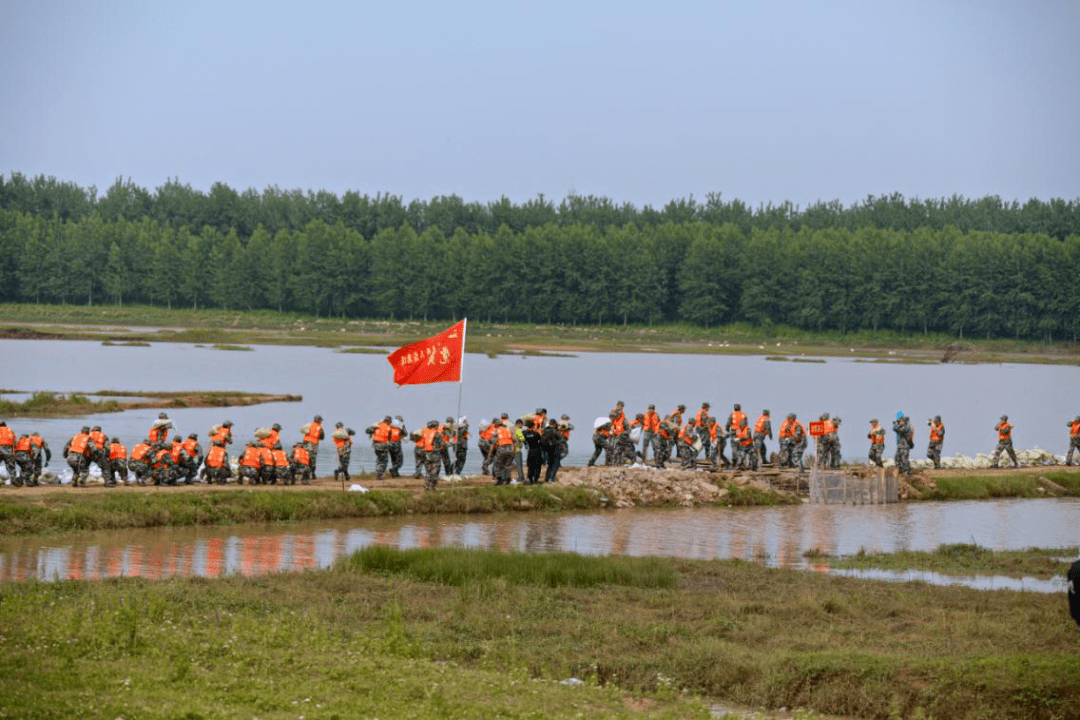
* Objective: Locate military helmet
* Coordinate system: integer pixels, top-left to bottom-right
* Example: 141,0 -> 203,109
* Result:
223,420 -> 233,427
702,402 -> 710,408
189,433 -> 198,439
763,409 -> 770,415
426,420 -> 438,428
834,417 -> 842,424
111,437 -> 121,444
870,418 -> 879,424
314,415 -> 323,422
0,421 -> 5,426
733,403 -> 741,411
788,413 -> 797,419
158,412 -> 168,419
535,407 -> 544,414
383,416 -> 392,423
1000,414 -> 1008,421
92,425 -> 101,431
81,426 -> 90,433
677,404 -> 686,411
445,416 -> 454,424
272,423 -> 282,431
933,415 -> 941,423
561,414 -> 570,420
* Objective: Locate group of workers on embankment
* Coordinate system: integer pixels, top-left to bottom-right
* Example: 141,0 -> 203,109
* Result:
0,407 -> 1077,489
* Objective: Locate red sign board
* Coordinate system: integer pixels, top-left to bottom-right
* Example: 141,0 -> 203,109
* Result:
808,421 -> 826,437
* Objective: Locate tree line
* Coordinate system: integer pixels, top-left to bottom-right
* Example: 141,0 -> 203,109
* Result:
2,207 -> 1077,342
3,172 -> 1079,241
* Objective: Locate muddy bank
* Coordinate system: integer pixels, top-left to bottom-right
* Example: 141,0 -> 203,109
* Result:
0,390 -> 302,417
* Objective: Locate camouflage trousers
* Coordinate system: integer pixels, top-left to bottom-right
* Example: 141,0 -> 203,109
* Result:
991,440 -> 1018,468
67,452 -> 89,487
14,452 -> 35,485
129,461 -> 150,485
424,451 -> 443,490
640,431 -> 654,461
454,443 -> 467,475
205,465 -> 231,485
588,441 -> 605,467
792,439 -> 807,471
305,443 -> 320,476
753,434 -> 768,465
441,446 -> 453,476
389,442 -> 403,476
478,440 -> 493,474
1067,437 -> 1080,466
373,442 -> 391,479
413,445 -> 425,477
709,437 -> 729,470
894,445 -> 911,477
289,463 -> 311,485
108,459 -> 129,486
335,449 -> 351,481
868,443 -> 885,467
153,465 -> 176,486
492,446 -> 516,485
736,442 -> 757,470
651,435 -> 668,468
0,447 -> 15,480
677,440 -> 698,469
237,466 -> 258,485
926,441 -> 943,469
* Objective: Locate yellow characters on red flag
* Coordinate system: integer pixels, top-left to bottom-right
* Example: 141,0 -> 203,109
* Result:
386,320 -> 466,386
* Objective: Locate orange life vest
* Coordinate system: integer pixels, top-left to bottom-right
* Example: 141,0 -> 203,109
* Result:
793,422 -> 806,439
334,436 -> 351,450
15,436 -> 31,453
730,411 -> 746,429
183,438 -> 199,456
643,411 -> 660,432
108,442 -> 126,460
708,423 -> 719,441
205,446 -> 227,468
678,424 -> 696,444
292,446 -> 310,465
259,446 -> 273,466
30,433 -> 44,448
389,426 -> 404,442
304,422 -> 322,444
610,414 -> 625,435
69,433 -> 90,456
373,422 -> 392,443
421,427 -> 439,452
669,410 -> 683,426
0,426 -> 14,446
930,423 -> 944,442
153,448 -> 171,468
90,430 -> 107,449
533,415 -> 546,431
480,423 -> 497,441
822,420 -> 836,434
148,426 -> 168,443
736,424 -> 752,446
272,448 -> 289,467
495,426 -> 513,447
1071,421 -> 1080,438
695,408 -> 709,425
754,415 -> 769,434
997,423 -> 1012,441
240,446 -> 263,468
170,442 -> 184,462
211,428 -> 232,445
870,427 -> 885,445
130,443 -> 151,462
779,419 -> 795,438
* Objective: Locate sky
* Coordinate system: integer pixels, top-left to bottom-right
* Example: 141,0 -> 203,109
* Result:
1,0 -> 1078,209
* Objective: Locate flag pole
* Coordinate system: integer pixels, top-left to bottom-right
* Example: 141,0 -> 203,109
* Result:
453,319 -> 467,482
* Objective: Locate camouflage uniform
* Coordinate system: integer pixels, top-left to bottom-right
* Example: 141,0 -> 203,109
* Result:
709,421 -> 730,470
1067,417 -> 1080,466
64,429 -> 92,487
557,417 -> 572,460
588,425 -> 610,467
867,421 -> 886,467
892,416 -> 913,478
368,419 -> 392,480
829,418 -> 842,469
440,418 -> 455,476
333,426 -> 355,482
0,423 -> 15,480
777,415 -> 796,468
13,436 -> 36,486
289,444 -> 312,485
753,411 -> 772,466
107,440 -> 129,486
926,417 -> 944,469
152,447 -> 177,486
677,421 -> 699,469
411,431 -> 425,478
651,424 -> 671,469
389,417 -> 406,477
420,422 -> 444,490
791,422 -> 807,472
478,419 -> 497,475
990,416 -> 1019,468
454,419 -> 469,475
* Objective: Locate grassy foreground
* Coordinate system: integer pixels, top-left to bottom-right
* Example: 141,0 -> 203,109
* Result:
908,470 -> 1080,500
2,302 -> 1078,363
0,481 -> 793,536
823,543 -> 1078,578
1,547 -> 1077,719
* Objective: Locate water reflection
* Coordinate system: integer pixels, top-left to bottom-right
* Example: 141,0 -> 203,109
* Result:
2,498 -> 1078,591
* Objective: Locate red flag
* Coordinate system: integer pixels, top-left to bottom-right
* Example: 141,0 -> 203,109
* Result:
386,320 -> 466,386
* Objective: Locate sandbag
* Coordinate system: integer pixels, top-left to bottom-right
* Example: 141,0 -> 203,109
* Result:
254,427 -> 272,439
301,423 -> 311,435
332,428 -> 349,440
629,426 -> 643,443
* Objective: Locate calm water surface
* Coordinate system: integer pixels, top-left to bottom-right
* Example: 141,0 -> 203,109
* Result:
1,339 -> 1077,477
2,498 -> 1076,591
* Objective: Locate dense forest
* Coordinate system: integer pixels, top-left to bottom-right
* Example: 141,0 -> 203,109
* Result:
1,172 -> 1078,341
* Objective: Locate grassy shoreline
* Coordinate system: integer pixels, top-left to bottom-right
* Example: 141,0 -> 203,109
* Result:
818,543 -> 1078,578
1,302 -> 1077,363
0,389 -> 302,417
1,547 -> 1076,719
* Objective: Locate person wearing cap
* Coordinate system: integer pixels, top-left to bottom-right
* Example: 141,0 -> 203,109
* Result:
541,419 -> 562,483
12,434 -> 35,486
369,416 -> 394,480
790,414 -> 808,472
289,442 -> 312,485
106,437 -> 129,486
867,419 -> 886,468
129,438 -> 154,486
639,405 -> 660,462
557,415 -> 573,463
478,417 -> 499,476
926,416 -> 945,469
203,439 -> 232,484
753,410 -> 773,466
333,423 -> 355,483
237,441 -> 263,485
439,417 -> 455,476
421,420 -> 446,490
388,416 -> 407,477
303,415 -> 325,477
211,420 -> 234,446
990,415 -> 1018,468
588,421 -> 611,468
28,430 -> 50,485
0,421 -> 16,480
892,414 -> 914,478
63,427 -> 93,487
453,416 -> 469,475
706,417 -> 729,470
409,429 -> 425,478
778,413 -> 798,468
1067,416 -> 1080,466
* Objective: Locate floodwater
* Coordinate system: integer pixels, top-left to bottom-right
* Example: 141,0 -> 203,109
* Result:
0,339 -> 1077,478
2,498 -> 1076,591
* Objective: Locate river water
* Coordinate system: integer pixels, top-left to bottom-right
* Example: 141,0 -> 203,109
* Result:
0,339 -> 1077,477
2,498 -> 1076,591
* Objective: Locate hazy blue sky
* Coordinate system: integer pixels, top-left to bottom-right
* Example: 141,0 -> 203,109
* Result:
2,0 -> 1077,208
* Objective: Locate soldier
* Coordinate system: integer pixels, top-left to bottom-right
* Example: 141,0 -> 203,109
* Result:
754,410 -> 773,465
28,431 -> 50,485
706,418 -> 725,470
816,413 -> 834,468
89,425 -> 109,477
13,434 -> 35,486
148,412 -> 171,444
289,442 -> 312,485
608,407 -> 628,465
271,442 -> 291,483
257,440 -> 276,485
303,414 -> 325,477
668,404 -> 687,460
521,416 -> 543,484
927,416 -> 945,469
990,415 -> 1019,468
64,426 -> 93,487
557,415 -> 573,462
790,415 -> 808,472
652,419 -> 672,469
410,429 -> 425,478
892,414 -> 913,478
203,439 -> 232,484
640,405 -> 660,462
589,421 -> 611,467
237,441 -> 263,485
439,417 -> 455,476
677,418 -> 699,469
1067,416 -> 1080,466
830,417 -> 843,469
453,417 -> 469,475
542,419 -> 562,483
129,439 -> 154,486
106,437 -> 129,486
210,420 -> 234,447
179,433 -> 202,484
422,419 -> 446,491
151,443 -> 177,486
388,416 -> 406,477
733,419 -> 756,470
490,419 -> 516,486
867,419 -> 886,467
777,413 -> 797,468
260,423 -> 282,450
478,418 -> 498,475
333,422 -> 355,482
0,421 -> 16,481
725,404 -> 746,436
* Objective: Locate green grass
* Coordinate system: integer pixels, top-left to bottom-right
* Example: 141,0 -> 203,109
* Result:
210,343 -> 252,351
0,389 -> 300,417
824,543 -> 1078,577
1,549 -> 1077,719
336,346 -> 388,354
0,481 -> 795,536
0,391 -> 121,416
1,302 -> 1077,363
914,470 -> 1080,500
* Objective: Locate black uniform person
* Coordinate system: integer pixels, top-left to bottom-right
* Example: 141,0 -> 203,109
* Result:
1069,555 -> 1080,628
521,416 -> 544,484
